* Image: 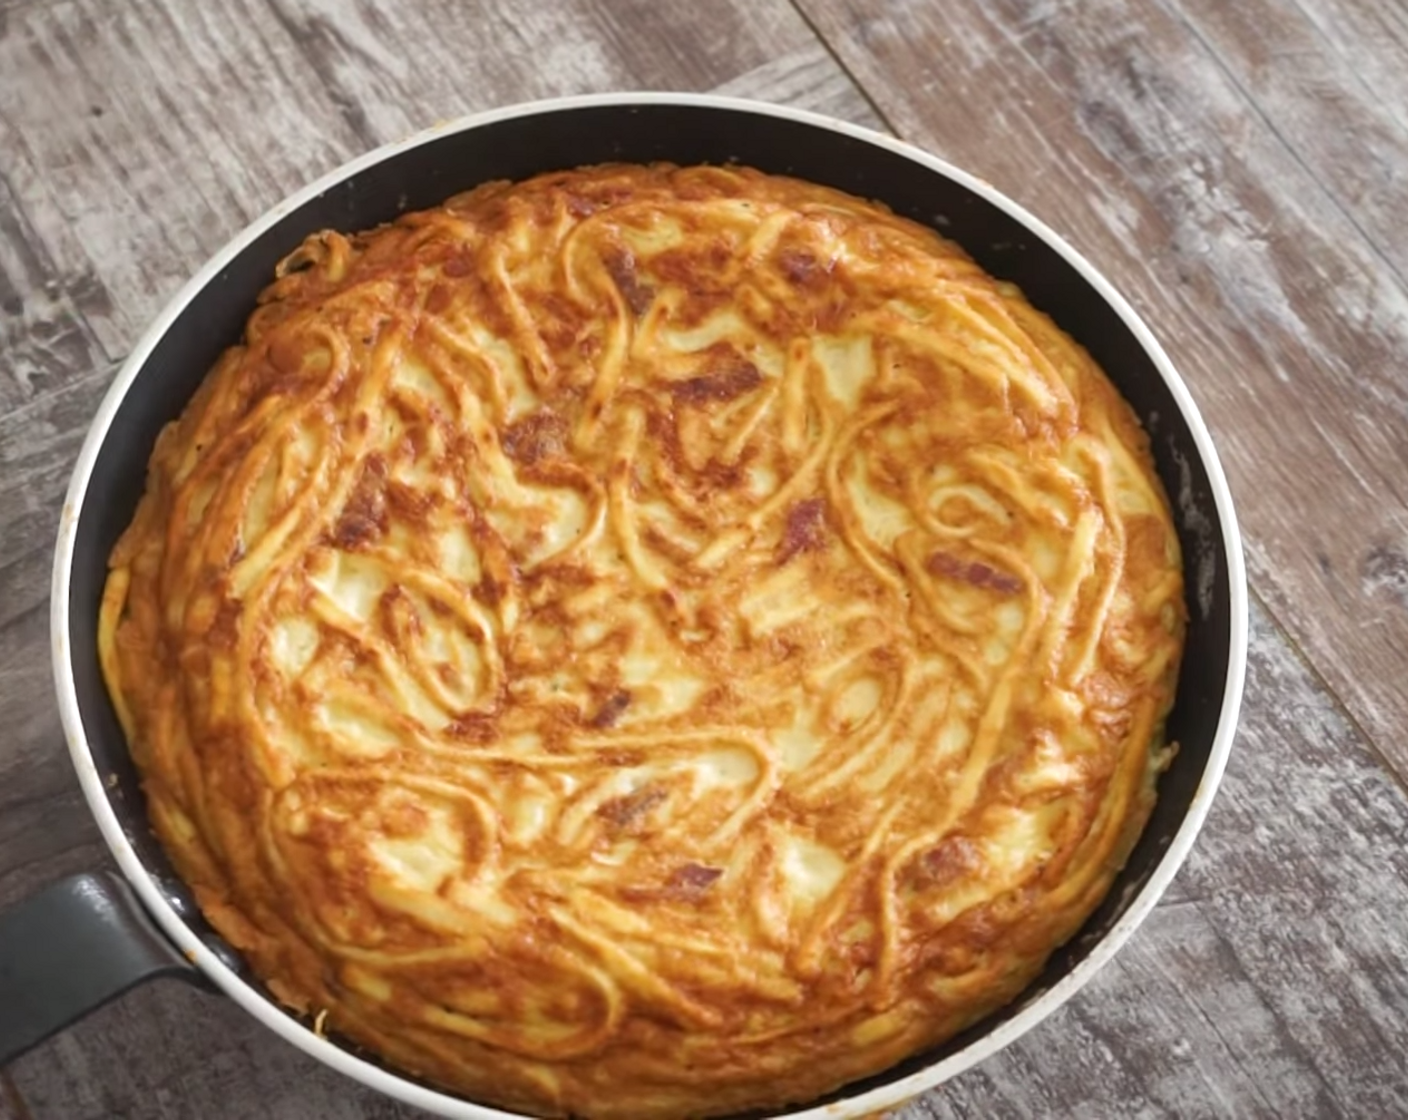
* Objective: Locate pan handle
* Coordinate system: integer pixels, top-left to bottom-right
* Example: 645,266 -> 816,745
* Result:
0,871 -> 207,1065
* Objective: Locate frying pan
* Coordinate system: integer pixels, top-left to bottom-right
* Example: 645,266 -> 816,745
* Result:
0,94 -> 1248,1119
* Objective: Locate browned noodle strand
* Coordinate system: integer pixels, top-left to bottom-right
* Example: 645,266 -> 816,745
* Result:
99,163 -> 1185,1120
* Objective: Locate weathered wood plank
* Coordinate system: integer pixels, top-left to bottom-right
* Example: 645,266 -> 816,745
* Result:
0,373 -> 118,912
0,165 -> 106,417
794,0 -> 1408,783
710,40 -> 883,129
0,602 -> 110,912
0,0 -> 51,17
1276,0 -> 1408,142
1166,0 -> 1408,274
0,0 -> 370,359
262,0 -> 826,141
0,364 -> 115,631
1166,619 -> 1408,1114
9,982 -> 424,1120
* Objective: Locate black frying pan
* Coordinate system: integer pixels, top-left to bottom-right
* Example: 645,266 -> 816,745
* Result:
0,95 -> 1248,1119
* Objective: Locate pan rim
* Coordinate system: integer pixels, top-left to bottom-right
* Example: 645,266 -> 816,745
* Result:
49,89 -> 1249,1120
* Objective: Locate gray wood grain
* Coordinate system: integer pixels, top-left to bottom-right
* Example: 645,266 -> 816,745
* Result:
0,0 -> 370,359
0,364 -> 114,631
706,40 -> 883,130
1167,0 -> 1408,268
0,169 -> 105,417
7,981 -> 425,1120
262,0 -> 830,141
795,0 -> 1408,782
0,366 -> 118,912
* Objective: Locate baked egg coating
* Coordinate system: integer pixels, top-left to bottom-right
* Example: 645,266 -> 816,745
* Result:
100,163 -> 1184,1119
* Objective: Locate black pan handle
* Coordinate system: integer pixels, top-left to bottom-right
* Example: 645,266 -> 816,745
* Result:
0,871 -> 206,1065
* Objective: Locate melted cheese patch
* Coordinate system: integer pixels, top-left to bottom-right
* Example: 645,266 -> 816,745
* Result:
779,836 -> 847,909
269,616 -> 318,675
99,163 -> 1185,1120
368,803 -> 465,894
308,550 -> 384,621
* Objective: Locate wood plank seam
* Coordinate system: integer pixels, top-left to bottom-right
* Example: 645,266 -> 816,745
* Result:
1134,906 -> 1339,1115
258,0 -> 380,151
1248,582 -> 1408,804
782,0 -> 900,134
1157,0 -> 1408,293
1284,0 -> 1408,133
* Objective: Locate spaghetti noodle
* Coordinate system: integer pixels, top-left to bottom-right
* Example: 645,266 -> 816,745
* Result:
99,164 -> 1184,1119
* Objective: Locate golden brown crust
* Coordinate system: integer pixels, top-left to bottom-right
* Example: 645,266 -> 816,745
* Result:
100,163 -> 1184,1119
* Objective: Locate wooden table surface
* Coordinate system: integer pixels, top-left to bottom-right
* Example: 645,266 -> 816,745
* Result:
3,0 -> 1407,1117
